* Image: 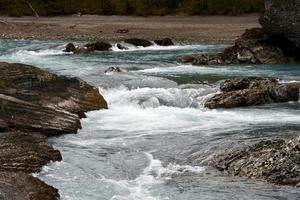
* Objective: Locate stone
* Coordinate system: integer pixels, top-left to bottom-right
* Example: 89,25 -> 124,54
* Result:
154,38 -> 174,46
105,67 -> 122,73
205,77 -> 299,109
0,131 -> 62,173
0,94 -> 80,136
212,136 -> 300,186
0,172 -> 59,200
124,38 -> 153,47
178,28 -> 297,65
64,43 -> 76,52
84,41 -> 112,51
260,0 -> 300,49
0,62 -> 108,118
116,43 -> 128,50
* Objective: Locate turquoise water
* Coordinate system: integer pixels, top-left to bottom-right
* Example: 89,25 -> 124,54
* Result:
0,40 -> 299,200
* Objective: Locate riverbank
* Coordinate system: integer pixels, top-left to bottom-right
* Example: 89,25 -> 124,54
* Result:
0,14 -> 259,42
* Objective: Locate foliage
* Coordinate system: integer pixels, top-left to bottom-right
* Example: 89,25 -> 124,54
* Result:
0,0 -> 264,16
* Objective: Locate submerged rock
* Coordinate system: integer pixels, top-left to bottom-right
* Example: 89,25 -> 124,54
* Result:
84,41 -> 112,51
154,38 -> 174,46
105,67 -> 122,73
124,38 -> 153,47
64,43 -> 76,52
212,136 -> 300,186
205,77 -> 299,109
116,43 -> 128,50
64,41 -> 112,53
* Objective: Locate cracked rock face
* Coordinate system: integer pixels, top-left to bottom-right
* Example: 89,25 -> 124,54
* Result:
205,77 -> 299,109
0,62 -> 108,199
260,0 -> 300,49
212,136 -> 300,186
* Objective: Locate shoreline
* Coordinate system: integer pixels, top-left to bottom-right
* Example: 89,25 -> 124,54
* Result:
0,14 -> 259,42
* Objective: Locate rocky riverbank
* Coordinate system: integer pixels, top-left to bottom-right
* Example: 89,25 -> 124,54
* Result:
0,62 -> 107,199
178,0 -> 300,65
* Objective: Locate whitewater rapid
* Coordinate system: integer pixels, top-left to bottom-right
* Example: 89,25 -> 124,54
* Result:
1,40 -> 300,200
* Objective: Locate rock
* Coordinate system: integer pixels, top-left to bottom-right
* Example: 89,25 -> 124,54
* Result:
116,43 -> 128,50
0,131 -> 62,173
212,136 -> 300,186
178,28 -> 297,65
0,62 -> 108,117
260,0 -> 300,49
64,43 -> 76,52
178,0 -> 300,66
105,67 -> 122,73
124,38 -> 153,47
0,94 -> 81,136
205,77 -> 299,109
84,41 -> 112,51
154,38 -> 174,46
0,172 -> 59,200
0,62 -> 108,199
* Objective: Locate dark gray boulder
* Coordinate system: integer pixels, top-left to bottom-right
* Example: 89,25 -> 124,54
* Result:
154,38 -> 174,46
84,41 -> 112,51
124,38 -> 153,47
105,67 -> 122,73
64,43 -> 76,52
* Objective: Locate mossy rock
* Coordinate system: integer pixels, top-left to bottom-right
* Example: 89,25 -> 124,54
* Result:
0,80 -> 4,88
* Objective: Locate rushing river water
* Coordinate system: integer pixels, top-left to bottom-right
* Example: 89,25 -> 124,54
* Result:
0,40 -> 300,200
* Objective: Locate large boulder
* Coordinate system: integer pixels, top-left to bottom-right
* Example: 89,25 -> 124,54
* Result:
205,77 -> 299,109
260,0 -> 300,49
0,94 -> 80,136
154,38 -> 174,46
124,38 -> 153,47
64,43 -> 76,52
212,136 -> 300,186
178,28 -> 297,65
64,42 -> 112,53
0,62 -> 107,118
84,41 -> 112,51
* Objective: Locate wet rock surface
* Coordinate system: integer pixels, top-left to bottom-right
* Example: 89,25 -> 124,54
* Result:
124,38 -> 153,47
64,41 -> 112,53
205,77 -> 299,109
212,136 -> 300,186
0,62 -> 108,199
0,172 -> 60,200
154,38 -> 174,46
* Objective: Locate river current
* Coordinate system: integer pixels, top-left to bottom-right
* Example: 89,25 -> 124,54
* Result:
0,40 -> 299,200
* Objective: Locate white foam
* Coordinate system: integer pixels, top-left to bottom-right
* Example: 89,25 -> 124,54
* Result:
111,43 -> 214,52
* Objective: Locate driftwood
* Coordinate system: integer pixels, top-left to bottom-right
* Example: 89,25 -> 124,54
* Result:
25,0 -> 39,18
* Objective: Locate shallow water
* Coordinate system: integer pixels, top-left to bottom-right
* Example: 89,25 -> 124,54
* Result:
0,40 -> 299,200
